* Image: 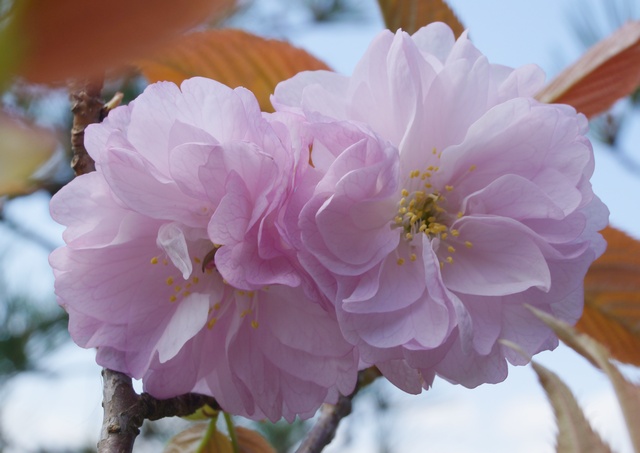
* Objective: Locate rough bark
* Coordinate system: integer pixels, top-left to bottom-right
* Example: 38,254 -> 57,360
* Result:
69,79 -> 103,176
97,369 -> 222,453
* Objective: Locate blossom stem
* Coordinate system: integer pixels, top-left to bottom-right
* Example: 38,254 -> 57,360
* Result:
223,412 -> 239,453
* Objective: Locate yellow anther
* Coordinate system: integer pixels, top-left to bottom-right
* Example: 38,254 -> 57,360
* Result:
192,276 -> 199,284
401,189 -> 409,197
237,290 -> 246,296
207,318 -> 217,329
194,257 -> 201,264
395,216 -> 403,225
410,215 -> 419,224
432,147 -> 437,155
405,232 -> 413,241
166,277 -> 174,286
206,268 -> 213,274
170,295 -> 177,302
428,216 -> 437,223
399,207 -> 407,214
469,164 -> 477,172
447,245 -> 456,253
174,285 -> 182,293
439,261 -> 444,269
433,166 -> 439,171
150,257 -> 159,265
399,197 -> 406,206
451,229 -> 460,237
457,211 -> 464,218
441,233 -> 448,240
182,291 -> 191,297
213,303 -> 221,310
424,183 -> 432,188
410,253 -> 417,262
446,256 -> 454,264
397,258 -> 405,265
240,309 -> 251,318
247,291 -> 255,298
445,185 -> 454,192
465,241 -> 473,248
186,283 -> 192,289
162,259 -> 168,266
427,166 -> 435,171
251,320 -> 259,329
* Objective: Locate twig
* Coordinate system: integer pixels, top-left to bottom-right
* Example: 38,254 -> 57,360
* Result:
295,395 -> 354,453
97,369 -> 222,453
69,79 -> 104,176
295,368 -> 381,453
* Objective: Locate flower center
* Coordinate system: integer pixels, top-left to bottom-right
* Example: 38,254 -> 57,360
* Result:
393,165 -> 458,243
392,155 -> 475,269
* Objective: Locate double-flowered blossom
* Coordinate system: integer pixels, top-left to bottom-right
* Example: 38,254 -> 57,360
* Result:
50,77 -> 358,421
272,23 -> 609,391
51,22 -> 609,419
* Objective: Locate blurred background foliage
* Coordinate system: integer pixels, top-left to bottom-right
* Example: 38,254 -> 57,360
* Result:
0,0 -> 639,451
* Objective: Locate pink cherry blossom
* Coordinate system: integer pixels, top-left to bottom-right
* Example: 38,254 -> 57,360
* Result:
50,77 -> 358,421
273,23 -> 609,390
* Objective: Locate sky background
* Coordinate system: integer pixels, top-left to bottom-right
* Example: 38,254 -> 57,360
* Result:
2,0 -> 640,452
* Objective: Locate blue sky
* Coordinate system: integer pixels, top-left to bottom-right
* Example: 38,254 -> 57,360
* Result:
2,0 -> 639,451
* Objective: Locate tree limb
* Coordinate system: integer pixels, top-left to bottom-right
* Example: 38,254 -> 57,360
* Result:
69,79 -> 104,176
98,369 -> 222,453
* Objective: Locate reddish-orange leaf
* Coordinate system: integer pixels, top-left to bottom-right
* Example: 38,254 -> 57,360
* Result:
236,427 -> 276,453
578,226 -> 640,366
14,0 -> 237,84
536,21 -> 640,118
377,0 -> 464,37
139,29 -> 330,112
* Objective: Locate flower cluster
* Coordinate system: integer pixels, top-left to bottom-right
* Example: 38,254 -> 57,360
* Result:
50,23 -> 608,420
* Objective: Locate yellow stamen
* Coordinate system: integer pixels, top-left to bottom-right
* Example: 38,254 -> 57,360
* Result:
251,320 -> 259,329
446,256 -> 454,264
207,318 -> 217,329
397,258 -> 405,266
166,277 -> 174,286
150,257 -> 159,265
410,253 -> 417,262
465,241 -> 473,248
447,246 -> 456,253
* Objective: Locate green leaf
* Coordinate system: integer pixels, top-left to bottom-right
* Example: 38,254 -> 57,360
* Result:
0,112 -> 58,196
377,0 -> 464,37
532,361 -> 613,453
139,29 -> 330,112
